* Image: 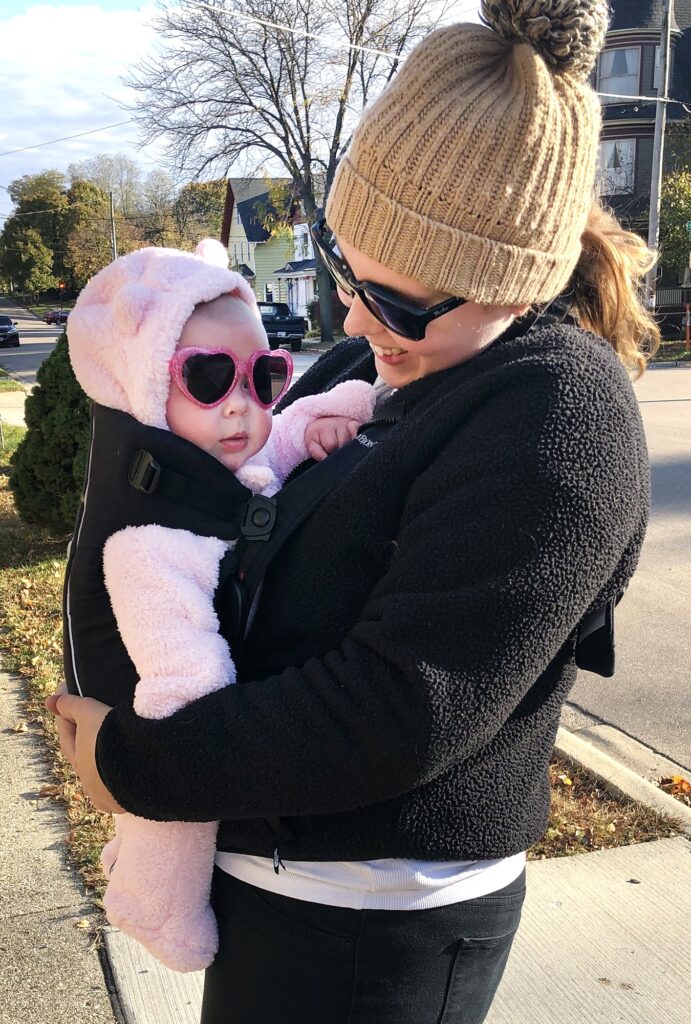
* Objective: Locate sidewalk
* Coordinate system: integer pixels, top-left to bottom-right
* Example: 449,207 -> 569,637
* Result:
0,667 -> 117,1024
0,388 -> 27,428
100,833 -> 691,1024
1,657 -> 689,1023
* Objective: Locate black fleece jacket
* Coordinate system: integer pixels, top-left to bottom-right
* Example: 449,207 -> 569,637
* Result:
96,320 -> 649,861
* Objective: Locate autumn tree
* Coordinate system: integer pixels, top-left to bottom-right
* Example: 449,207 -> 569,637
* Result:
173,180 -> 227,243
125,0 -> 445,343
0,226 -> 57,299
3,170 -> 69,282
659,170 -> 691,283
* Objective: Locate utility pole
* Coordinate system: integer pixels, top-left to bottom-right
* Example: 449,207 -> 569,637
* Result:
109,191 -> 118,262
646,0 -> 674,308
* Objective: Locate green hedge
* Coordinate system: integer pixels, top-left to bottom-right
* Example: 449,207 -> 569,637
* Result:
10,333 -> 90,534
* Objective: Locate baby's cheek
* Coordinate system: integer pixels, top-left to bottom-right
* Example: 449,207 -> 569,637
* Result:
254,409 -> 273,454
166,390 -> 205,448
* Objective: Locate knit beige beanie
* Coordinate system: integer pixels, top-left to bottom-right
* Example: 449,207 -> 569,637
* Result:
326,0 -> 610,306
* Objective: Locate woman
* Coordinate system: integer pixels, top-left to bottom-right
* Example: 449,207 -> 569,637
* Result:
49,2 -> 659,1021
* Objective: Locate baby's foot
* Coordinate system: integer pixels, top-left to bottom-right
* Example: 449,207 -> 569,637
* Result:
104,885 -> 218,972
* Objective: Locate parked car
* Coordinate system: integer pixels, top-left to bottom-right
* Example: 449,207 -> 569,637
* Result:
257,301 -> 307,353
44,309 -> 69,325
0,315 -> 20,347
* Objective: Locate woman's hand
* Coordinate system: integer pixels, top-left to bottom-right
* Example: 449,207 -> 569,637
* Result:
45,689 -> 125,814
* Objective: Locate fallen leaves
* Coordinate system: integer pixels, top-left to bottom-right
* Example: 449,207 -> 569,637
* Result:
38,784 -> 62,798
658,775 -> 691,809
529,759 -> 680,861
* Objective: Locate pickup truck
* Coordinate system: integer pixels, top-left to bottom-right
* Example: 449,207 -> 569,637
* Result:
257,302 -> 308,353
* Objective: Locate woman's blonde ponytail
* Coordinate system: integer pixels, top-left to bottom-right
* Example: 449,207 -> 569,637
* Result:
571,202 -> 661,377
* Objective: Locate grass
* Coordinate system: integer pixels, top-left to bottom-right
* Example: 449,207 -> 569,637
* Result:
28,302 -> 74,319
0,377 -> 26,392
654,339 -> 691,362
0,428 -> 681,900
0,425 -> 114,896
528,759 -> 680,859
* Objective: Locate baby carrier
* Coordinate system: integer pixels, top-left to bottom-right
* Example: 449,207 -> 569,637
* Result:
62,403 -> 252,705
64,398 -> 619,711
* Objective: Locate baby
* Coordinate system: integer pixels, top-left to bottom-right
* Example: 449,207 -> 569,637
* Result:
64,240 -> 375,971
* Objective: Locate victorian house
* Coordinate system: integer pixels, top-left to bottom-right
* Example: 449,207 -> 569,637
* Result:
596,0 -> 691,246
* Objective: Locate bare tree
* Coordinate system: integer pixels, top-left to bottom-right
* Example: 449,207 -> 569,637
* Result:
68,153 -> 144,218
125,0 -> 447,341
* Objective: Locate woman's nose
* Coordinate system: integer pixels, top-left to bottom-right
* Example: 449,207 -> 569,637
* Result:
342,294 -> 379,337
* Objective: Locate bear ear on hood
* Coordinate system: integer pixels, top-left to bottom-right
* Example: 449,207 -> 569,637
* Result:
195,238 -> 229,268
111,282 -> 154,337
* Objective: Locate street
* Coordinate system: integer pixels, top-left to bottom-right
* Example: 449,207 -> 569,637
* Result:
566,363 -> 691,770
0,299 -> 320,386
0,300 -> 64,386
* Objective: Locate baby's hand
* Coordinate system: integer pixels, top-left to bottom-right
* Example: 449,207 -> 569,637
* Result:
305,416 -> 360,461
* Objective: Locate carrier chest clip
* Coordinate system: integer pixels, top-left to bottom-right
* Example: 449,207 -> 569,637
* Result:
241,496 -> 277,541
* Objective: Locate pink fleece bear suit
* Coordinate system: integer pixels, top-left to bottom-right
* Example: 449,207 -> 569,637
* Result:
66,240 -> 375,972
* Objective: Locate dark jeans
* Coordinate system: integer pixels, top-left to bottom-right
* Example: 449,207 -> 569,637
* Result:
201,866 -> 525,1024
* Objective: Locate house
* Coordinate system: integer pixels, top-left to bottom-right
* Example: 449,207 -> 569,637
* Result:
227,178 -> 321,318
596,1 -> 691,238
272,222 -> 318,319
226,177 -> 294,304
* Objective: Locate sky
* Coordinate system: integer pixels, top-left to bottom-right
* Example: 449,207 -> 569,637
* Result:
0,1 -> 481,216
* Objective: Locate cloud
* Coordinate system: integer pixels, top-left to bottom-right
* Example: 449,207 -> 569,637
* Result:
0,3 -> 163,202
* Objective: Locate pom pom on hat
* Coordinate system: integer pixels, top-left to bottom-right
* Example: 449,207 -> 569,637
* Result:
480,0 -> 610,81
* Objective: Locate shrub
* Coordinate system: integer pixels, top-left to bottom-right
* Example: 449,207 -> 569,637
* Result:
307,290 -> 346,334
10,332 -> 90,534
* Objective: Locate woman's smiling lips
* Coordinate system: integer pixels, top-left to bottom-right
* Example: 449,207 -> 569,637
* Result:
370,342 -> 408,366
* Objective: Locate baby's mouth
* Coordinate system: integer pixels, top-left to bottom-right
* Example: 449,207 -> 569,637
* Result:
220,433 -> 249,451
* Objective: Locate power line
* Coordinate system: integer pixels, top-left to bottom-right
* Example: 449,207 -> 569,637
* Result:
178,1 -> 691,105
0,122 -> 132,159
0,207 -> 68,217
180,0 -> 423,58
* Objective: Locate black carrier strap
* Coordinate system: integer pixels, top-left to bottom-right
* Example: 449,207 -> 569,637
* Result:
235,418 -> 399,640
233,410 -> 619,679
575,592 -> 623,678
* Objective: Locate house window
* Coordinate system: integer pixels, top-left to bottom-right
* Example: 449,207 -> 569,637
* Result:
265,283 -> 274,301
236,207 -> 241,225
597,47 -> 641,99
596,139 -> 637,196
653,45 -> 662,92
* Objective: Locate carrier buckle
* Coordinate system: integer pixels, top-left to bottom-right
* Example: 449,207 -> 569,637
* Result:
241,496 -> 276,541
129,450 -> 161,495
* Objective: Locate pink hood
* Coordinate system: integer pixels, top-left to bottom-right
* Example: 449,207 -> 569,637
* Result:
67,240 -> 260,430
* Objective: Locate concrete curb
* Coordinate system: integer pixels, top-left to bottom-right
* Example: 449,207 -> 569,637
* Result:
554,726 -> 691,836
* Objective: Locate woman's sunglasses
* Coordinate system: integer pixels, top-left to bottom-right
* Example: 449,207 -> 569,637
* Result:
310,218 -> 466,341
169,347 -> 293,410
